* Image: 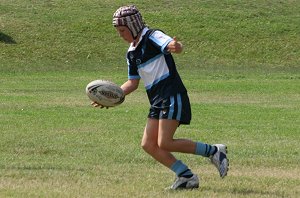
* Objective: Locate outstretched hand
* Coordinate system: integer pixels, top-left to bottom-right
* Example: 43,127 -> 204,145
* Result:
167,37 -> 183,54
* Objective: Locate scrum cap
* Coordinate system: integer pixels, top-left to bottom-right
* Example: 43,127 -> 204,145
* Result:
113,5 -> 145,39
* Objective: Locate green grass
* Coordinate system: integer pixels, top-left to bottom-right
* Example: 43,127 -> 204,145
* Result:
1,0 -> 300,197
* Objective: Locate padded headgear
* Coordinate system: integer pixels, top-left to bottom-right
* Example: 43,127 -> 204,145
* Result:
113,5 -> 145,39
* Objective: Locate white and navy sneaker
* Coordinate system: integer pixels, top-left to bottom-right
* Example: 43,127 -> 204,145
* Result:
168,174 -> 199,190
210,144 -> 229,178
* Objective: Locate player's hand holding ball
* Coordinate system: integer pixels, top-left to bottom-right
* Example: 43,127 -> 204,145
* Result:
91,101 -> 109,109
86,80 -> 125,109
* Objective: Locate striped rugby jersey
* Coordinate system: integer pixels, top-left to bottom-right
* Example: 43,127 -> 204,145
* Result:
127,27 -> 187,106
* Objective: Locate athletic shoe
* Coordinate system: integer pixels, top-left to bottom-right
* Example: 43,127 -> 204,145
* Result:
168,174 -> 199,190
210,144 -> 229,178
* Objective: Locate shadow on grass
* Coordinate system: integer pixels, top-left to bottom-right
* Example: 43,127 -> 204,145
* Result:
201,185 -> 287,197
0,32 -> 17,44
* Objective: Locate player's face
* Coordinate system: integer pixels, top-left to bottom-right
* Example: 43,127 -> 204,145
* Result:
116,26 -> 133,43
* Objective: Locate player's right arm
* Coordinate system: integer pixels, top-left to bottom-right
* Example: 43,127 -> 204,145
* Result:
121,79 -> 140,95
91,80 -> 136,109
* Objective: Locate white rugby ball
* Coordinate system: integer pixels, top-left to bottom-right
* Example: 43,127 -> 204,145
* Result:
86,80 -> 125,107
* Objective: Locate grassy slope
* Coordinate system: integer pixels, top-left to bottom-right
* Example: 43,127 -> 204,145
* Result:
0,0 -> 299,197
1,0 -> 299,72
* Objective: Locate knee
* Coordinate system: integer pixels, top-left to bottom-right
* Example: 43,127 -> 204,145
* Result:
157,139 -> 172,151
141,140 -> 157,154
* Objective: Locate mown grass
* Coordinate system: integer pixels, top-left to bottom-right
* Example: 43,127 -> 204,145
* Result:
0,71 -> 299,197
1,0 -> 300,197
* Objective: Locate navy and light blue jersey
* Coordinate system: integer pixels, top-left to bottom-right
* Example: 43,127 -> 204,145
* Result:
126,27 -> 187,106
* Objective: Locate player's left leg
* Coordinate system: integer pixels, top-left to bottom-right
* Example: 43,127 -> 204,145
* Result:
158,118 -> 229,179
158,119 -> 217,157
157,119 -> 196,153
158,92 -> 229,178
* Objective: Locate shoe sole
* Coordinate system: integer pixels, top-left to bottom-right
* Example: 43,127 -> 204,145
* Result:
222,146 -> 229,178
166,175 -> 200,190
165,185 -> 199,191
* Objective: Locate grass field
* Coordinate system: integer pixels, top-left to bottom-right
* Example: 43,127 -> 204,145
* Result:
1,0 -> 299,197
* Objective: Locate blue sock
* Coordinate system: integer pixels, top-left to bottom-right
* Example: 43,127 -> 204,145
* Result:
170,160 -> 193,178
195,142 -> 217,157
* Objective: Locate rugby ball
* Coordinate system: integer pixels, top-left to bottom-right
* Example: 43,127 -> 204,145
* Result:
86,80 -> 125,107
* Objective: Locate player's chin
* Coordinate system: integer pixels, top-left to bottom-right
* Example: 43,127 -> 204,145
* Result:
124,37 -> 133,43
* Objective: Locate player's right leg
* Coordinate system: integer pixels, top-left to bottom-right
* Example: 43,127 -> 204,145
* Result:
141,118 -> 199,190
141,118 -> 176,167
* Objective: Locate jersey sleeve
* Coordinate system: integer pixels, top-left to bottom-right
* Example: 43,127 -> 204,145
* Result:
149,30 -> 173,54
127,58 -> 141,80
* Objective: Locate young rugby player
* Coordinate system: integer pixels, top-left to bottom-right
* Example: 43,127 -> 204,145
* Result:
94,5 -> 229,190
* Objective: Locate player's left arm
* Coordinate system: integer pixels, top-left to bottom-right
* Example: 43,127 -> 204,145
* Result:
167,37 -> 183,54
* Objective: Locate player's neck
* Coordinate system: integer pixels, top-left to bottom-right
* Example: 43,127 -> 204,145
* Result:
132,34 -> 141,47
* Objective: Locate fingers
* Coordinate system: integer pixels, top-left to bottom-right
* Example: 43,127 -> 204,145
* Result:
91,102 -> 109,109
91,102 -> 99,107
167,37 -> 183,53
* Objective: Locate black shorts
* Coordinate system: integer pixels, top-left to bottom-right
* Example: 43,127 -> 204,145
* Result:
148,92 -> 191,125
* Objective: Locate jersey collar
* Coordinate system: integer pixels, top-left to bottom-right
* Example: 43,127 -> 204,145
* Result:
128,27 -> 149,51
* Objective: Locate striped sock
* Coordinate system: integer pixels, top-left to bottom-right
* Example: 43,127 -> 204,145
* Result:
170,160 -> 193,178
195,142 -> 217,157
